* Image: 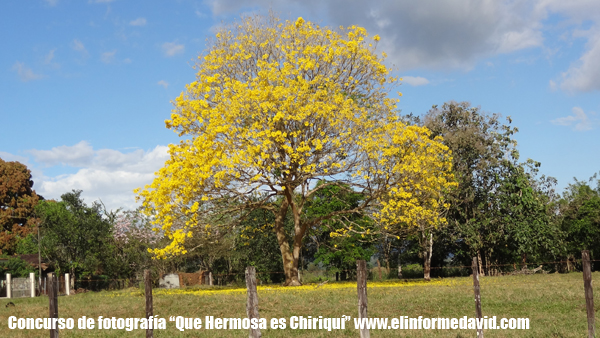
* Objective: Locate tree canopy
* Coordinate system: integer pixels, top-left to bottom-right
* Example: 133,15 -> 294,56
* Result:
137,14 -> 455,285
36,190 -> 114,277
559,174 -> 600,260
0,158 -> 41,255
421,101 -> 561,274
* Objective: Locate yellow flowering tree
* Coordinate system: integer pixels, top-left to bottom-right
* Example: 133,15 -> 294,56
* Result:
136,14 -> 454,286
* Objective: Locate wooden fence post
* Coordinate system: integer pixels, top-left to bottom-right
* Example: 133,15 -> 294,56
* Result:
582,250 -> 595,338
245,267 -> 261,338
144,270 -> 153,338
357,260 -> 370,338
472,257 -> 484,338
48,272 -> 58,338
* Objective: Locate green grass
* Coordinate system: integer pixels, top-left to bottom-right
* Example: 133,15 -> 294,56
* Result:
0,272 -> 595,337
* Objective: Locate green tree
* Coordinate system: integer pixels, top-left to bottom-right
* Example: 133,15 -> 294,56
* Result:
0,158 -> 41,255
0,256 -> 37,278
496,161 -> 564,268
423,101 -> 559,274
308,181 -> 376,277
232,207 -> 286,283
36,190 -> 114,278
559,173 -> 600,262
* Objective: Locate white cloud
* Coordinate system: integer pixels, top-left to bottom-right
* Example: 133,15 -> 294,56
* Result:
0,151 -> 30,164
203,0 -> 600,93
559,32 -> 600,92
206,0 -> 545,71
402,76 -> 429,86
44,0 -> 58,6
162,42 -> 185,57
12,62 -> 44,82
29,141 -> 95,167
496,28 -> 543,54
157,80 -> 169,88
29,142 -> 170,211
44,49 -> 56,64
72,39 -> 89,58
129,17 -> 147,26
101,50 -> 117,63
535,0 -> 600,23
551,107 -> 596,131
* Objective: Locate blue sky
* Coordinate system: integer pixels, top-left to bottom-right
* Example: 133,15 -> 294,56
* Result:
1,0 -> 599,211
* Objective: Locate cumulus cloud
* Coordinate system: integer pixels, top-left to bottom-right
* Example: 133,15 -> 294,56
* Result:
157,80 -> 169,88
129,17 -> 147,26
29,142 -> 169,211
551,107 -> 596,131
206,0 -> 544,70
402,76 -> 429,86
12,62 -> 44,82
535,0 -> 600,23
29,141 -> 95,167
162,42 -> 185,57
559,32 -> 600,92
0,151 -> 30,164
101,50 -> 117,63
203,0 -> 600,93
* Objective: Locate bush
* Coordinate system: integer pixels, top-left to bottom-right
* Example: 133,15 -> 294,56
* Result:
401,263 -> 424,279
0,257 -> 37,278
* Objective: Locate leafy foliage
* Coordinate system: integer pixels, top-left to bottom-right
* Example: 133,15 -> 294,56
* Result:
36,190 -> 114,277
0,256 -> 37,278
420,101 -> 561,273
309,181 -> 376,272
136,14 -> 454,285
0,158 -> 41,255
559,173 -> 600,260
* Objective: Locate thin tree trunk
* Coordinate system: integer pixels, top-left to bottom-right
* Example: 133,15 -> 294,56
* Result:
477,250 -> 485,276
423,232 -> 433,281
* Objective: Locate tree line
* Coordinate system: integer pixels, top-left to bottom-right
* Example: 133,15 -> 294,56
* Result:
1,100 -> 597,285
1,14 -> 598,286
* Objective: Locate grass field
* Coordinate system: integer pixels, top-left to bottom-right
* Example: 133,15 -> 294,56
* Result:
0,272 -> 596,337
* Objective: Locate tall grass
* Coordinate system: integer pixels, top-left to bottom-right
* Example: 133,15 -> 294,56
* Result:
0,272 -> 594,337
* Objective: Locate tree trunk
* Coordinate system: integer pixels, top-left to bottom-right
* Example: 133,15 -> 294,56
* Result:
477,250 -> 485,276
272,199 -> 302,286
423,232 -> 433,281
